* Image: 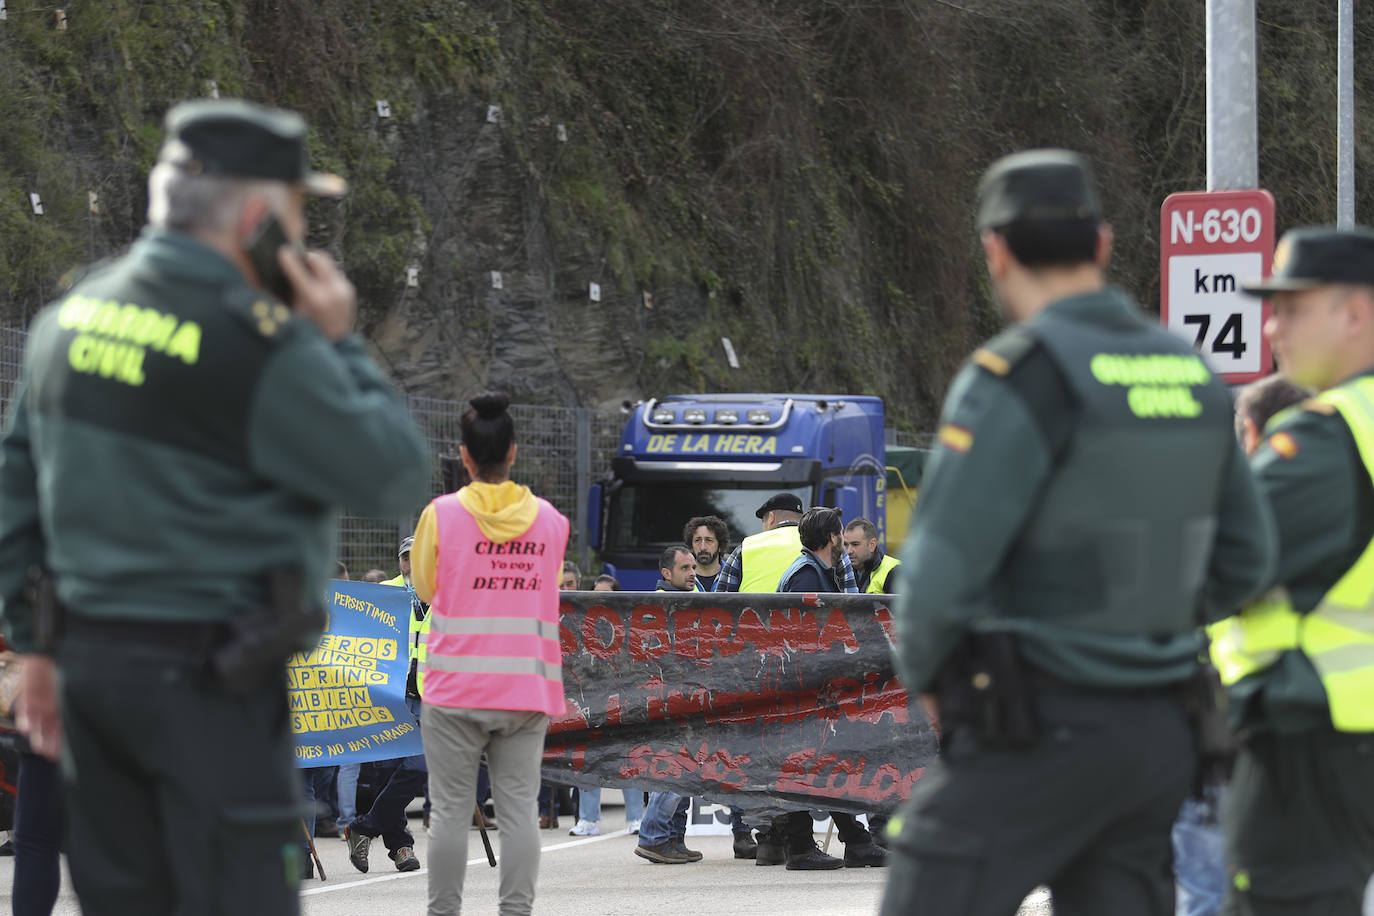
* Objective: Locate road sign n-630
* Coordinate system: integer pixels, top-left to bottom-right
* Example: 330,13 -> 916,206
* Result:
1160,189 -> 1275,384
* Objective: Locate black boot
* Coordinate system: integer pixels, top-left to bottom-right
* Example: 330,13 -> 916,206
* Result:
733,830 -> 758,859
843,839 -> 888,867
754,828 -> 786,866
868,814 -> 890,849
786,842 -> 845,870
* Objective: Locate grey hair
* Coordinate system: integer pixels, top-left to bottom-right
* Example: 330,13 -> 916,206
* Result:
146,161 -> 290,233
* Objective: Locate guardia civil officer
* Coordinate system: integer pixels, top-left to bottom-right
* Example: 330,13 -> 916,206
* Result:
1209,227 -> 1374,914
879,150 -> 1276,916
0,99 -> 432,914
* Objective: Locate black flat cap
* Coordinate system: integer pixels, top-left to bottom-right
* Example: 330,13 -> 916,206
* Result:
756,493 -> 804,519
976,149 -> 1102,231
1241,226 -> 1374,296
157,99 -> 346,197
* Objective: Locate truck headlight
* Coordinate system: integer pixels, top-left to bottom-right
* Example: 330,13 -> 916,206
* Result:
715,409 -> 739,424
746,409 -> 771,424
683,408 -> 707,424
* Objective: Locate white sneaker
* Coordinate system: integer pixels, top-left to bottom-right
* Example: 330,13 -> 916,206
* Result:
569,820 -> 601,836
626,819 -> 641,835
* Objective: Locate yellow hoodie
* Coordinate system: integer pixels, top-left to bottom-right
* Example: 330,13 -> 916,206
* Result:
411,480 -> 539,604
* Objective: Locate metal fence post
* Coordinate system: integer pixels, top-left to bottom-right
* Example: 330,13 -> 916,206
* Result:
575,407 -> 592,574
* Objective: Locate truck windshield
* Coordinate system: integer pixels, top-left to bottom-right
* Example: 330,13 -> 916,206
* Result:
605,483 -> 812,552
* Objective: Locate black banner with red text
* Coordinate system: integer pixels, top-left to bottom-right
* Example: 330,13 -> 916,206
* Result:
541,592 -> 937,819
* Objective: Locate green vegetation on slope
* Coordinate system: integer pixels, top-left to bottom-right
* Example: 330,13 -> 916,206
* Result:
4,1 -> 1374,428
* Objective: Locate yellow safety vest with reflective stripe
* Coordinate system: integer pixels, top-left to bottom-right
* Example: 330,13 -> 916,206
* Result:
865,554 -> 901,594
1209,377 -> 1374,732
410,604 -> 430,695
739,525 -> 803,592
388,577 -> 431,695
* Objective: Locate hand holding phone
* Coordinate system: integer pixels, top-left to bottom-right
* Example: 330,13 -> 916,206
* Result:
276,248 -> 357,342
243,214 -> 356,341
244,215 -> 302,304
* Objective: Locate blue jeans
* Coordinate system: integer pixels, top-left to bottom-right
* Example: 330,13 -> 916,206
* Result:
578,787 -> 601,823
300,766 -> 335,839
1172,786 -> 1226,916
336,762 -> 361,828
578,788 -> 646,822
624,790 -> 645,823
637,792 -> 688,847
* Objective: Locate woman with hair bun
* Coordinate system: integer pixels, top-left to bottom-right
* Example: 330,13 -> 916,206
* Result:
408,392 -> 570,916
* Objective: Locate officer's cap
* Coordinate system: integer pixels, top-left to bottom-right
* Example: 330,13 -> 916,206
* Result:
157,99 -> 346,197
398,536 -> 414,557
1241,226 -> 1374,296
755,493 -> 804,519
976,149 -> 1102,231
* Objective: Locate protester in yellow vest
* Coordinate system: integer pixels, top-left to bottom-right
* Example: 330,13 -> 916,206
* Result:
1208,227 -> 1374,914
383,535 -> 430,697
344,534 -> 430,874
842,517 -> 901,593
713,493 -> 862,593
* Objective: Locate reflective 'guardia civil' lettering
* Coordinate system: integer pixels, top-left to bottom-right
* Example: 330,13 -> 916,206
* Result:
57,296 -> 202,366
1090,353 -> 1208,419
1089,353 -> 1211,387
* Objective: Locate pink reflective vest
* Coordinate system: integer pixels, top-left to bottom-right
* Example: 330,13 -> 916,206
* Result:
422,492 -> 569,716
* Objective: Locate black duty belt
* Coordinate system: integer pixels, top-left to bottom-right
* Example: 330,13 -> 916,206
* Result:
1027,668 -> 1185,699
64,614 -> 228,652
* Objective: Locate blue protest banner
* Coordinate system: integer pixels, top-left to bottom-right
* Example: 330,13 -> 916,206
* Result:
290,581 -> 423,766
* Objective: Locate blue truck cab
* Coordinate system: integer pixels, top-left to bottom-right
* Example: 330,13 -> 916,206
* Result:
587,394 -> 889,590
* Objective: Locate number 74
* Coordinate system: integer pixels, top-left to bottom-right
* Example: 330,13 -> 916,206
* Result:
1183,313 -> 1247,357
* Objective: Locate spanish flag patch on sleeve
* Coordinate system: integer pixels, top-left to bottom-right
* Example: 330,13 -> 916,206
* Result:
938,423 -> 974,454
1268,431 -> 1299,459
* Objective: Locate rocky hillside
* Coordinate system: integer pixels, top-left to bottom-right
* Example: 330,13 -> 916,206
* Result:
3,0 -> 1371,429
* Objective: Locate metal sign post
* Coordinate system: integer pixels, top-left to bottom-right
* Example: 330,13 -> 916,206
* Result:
1338,0 -> 1355,228
1206,0 -> 1259,191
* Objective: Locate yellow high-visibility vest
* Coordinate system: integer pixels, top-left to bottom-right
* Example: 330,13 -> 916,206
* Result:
865,554 -> 901,594
739,526 -> 803,592
410,605 -> 430,695
1209,377 -> 1374,732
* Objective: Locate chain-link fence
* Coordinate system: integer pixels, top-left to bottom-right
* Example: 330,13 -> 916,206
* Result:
887,428 -> 936,450
339,401 -> 622,578
0,329 -> 27,417
0,326 -> 623,579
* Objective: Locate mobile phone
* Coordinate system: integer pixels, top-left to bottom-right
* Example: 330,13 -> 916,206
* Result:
244,214 -> 303,304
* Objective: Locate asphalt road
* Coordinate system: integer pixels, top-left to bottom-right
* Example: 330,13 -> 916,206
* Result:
0,792 -> 1056,914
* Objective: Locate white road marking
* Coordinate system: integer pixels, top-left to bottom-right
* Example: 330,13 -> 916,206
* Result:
302,829 -> 629,896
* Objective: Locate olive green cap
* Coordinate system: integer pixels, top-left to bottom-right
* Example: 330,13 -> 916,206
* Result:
1241,226 -> 1374,296
157,99 -> 346,197
976,149 -> 1101,231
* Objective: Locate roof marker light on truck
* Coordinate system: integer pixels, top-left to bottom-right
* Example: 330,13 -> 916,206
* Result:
683,408 -> 708,424
746,409 -> 771,424
714,409 -> 739,424
650,407 -> 675,424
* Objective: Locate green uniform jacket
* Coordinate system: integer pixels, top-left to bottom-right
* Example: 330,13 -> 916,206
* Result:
895,287 -> 1276,693
1229,378 -> 1374,733
0,228 -> 432,651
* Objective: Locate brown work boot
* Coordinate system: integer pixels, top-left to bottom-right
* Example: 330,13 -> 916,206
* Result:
634,841 -> 690,864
